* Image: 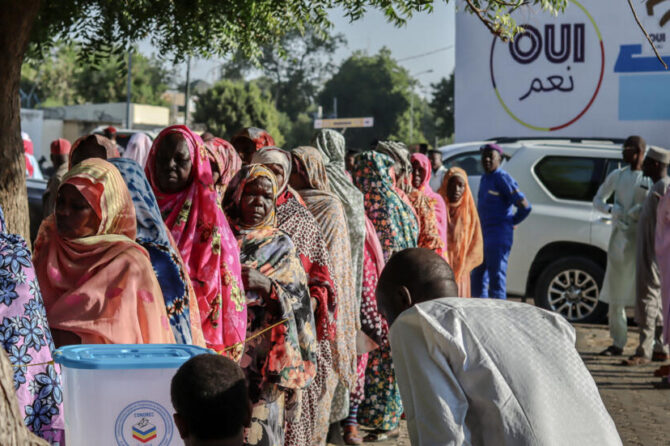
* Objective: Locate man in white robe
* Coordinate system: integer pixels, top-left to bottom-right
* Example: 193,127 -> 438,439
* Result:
593,136 -> 650,356
377,248 -> 621,446
624,147 -> 670,365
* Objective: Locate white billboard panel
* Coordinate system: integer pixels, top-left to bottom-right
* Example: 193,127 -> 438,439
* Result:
455,0 -> 670,146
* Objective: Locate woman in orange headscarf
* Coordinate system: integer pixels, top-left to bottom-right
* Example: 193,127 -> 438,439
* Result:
33,158 -> 175,345
439,167 -> 484,297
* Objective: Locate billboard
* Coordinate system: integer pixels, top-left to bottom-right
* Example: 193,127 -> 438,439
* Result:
455,0 -> 670,146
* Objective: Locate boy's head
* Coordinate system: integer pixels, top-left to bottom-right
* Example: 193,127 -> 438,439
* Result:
171,354 -> 251,446
377,248 -> 458,326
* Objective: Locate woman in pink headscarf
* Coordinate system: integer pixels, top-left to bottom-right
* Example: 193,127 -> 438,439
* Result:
204,137 -> 242,206
145,125 -> 246,359
411,153 -> 448,250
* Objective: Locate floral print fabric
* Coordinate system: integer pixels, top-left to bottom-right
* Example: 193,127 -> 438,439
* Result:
352,151 -> 418,261
145,125 -> 245,357
408,188 -> 446,256
110,158 -> 205,346
411,153 -> 448,248
0,206 -> 64,444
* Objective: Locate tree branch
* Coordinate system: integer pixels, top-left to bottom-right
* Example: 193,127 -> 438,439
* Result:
627,0 -> 668,69
463,0 -> 506,40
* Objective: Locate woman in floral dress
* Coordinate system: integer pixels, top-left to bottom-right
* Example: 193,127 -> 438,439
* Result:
0,206 -> 64,444
223,164 -> 317,446
351,151 -> 419,442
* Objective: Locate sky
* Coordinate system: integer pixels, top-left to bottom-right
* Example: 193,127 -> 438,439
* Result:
142,2 -> 455,97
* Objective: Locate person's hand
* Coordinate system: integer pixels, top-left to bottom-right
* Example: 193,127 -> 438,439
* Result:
242,265 -> 272,297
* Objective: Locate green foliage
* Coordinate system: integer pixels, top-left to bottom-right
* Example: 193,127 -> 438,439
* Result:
430,74 -> 454,143
27,1 -> 568,66
318,48 -> 417,148
222,27 -> 346,121
21,43 -> 173,107
194,79 -> 284,146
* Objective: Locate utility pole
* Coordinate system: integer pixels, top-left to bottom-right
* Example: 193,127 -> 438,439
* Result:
185,56 -> 192,126
125,49 -> 132,129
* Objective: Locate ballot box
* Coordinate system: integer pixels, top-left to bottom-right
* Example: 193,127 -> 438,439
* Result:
54,344 -> 212,445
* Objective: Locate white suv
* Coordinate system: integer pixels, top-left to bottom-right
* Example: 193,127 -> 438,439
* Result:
439,137 -> 625,322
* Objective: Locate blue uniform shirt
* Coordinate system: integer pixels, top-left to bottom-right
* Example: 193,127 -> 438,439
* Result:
478,168 -> 531,242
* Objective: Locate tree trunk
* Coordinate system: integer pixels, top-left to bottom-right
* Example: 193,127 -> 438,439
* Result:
0,1 -> 41,241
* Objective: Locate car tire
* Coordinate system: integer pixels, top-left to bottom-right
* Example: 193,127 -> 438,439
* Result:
534,256 -> 608,323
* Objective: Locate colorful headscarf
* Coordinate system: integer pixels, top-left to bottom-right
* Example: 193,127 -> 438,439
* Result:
232,127 -> 276,151
144,125 -> 245,357
353,151 -> 419,261
23,139 -> 35,177
224,164 -> 278,231
375,141 -> 413,190
123,132 -> 152,168
205,137 -> 243,204
0,206 -> 65,443
50,139 -> 71,155
69,134 -> 119,168
225,165 -> 317,445
109,158 -> 205,346
250,146 -> 292,194
439,167 -> 483,297
292,145 -> 359,391
312,129 -> 366,306
410,153 -> 448,255
33,158 -> 175,345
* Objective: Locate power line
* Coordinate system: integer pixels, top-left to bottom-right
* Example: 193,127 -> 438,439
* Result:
397,45 -> 454,62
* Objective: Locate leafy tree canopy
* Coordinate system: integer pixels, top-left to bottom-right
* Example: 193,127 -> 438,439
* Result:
194,79 -> 285,145
21,43 -> 174,107
29,1 -> 568,64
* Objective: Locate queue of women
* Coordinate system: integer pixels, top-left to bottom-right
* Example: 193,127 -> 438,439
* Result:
0,124 -> 485,445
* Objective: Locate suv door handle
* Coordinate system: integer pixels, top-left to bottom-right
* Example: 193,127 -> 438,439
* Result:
599,216 -> 612,223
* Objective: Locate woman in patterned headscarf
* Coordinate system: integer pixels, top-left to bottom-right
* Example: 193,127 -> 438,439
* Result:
223,164 -> 316,446
0,205 -> 65,444
232,127 -> 276,164
406,154 -> 446,257
411,153 -> 448,248
204,137 -> 243,206
351,150 -> 419,442
33,158 -> 175,345
145,125 -> 245,358
251,146 -> 341,445
110,157 -> 205,346
311,129 -> 365,299
439,167 -> 483,297
290,146 -> 361,444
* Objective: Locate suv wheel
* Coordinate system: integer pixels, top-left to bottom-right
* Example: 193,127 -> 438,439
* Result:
535,256 -> 607,323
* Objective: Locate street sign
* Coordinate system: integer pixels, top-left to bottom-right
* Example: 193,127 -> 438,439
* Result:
314,117 -> 374,129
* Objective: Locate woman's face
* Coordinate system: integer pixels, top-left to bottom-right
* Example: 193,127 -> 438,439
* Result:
267,164 -> 285,190
447,175 -> 467,203
240,176 -> 274,227
70,138 -> 106,167
55,184 -> 101,239
156,133 -> 192,193
412,160 -> 426,189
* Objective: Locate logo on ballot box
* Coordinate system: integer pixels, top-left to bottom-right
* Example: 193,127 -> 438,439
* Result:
115,400 -> 173,445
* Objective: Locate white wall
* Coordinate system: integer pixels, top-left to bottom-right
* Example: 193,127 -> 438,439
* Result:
455,0 -> 670,147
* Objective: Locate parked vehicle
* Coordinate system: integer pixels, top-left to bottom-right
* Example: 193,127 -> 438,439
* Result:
439,137 -> 626,323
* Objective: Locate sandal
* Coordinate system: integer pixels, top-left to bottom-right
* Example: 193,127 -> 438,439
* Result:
362,428 -> 400,443
343,425 -> 363,445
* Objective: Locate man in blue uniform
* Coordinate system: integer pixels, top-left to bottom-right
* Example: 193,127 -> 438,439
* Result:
471,143 -> 531,299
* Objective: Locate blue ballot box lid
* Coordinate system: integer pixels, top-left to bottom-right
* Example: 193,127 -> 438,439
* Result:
54,344 -> 214,370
